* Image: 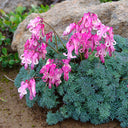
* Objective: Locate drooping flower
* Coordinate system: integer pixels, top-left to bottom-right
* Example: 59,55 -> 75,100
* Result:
27,17 -> 44,39
46,32 -> 53,43
63,12 -> 116,63
40,59 -> 72,88
18,81 -> 28,99
62,59 -> 71,81
63,40 -> 76,59
20,37 -> 47,70
105,27 -> 116,56
28,78 -> 36,100
63,23 -> 76,36
18,78 -> 36,100
95,44 -> 107,63
40,59 -> 63,89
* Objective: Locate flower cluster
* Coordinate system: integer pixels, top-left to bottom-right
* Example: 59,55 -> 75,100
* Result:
18,78 -> 36,100
63,12 -> 116,63
20,17 -> 48,69
18,12 -> 116,100
40,59 -> 71,89
20,36 -> 47,69
27,17 -> 45,39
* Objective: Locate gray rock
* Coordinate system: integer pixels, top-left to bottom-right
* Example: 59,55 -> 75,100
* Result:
11,0 -> 128,56
0,0 -> 42,13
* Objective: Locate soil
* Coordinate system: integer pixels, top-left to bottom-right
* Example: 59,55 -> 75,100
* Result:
0,66 -> 122,128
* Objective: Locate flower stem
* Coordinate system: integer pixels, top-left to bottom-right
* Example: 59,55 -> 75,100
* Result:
120,78 -> 128,81
43,20 -> 66,49
34,77 -> 42,79
55,35 -> 58,51
80,53 -> 82,61
42,39 -> 61,55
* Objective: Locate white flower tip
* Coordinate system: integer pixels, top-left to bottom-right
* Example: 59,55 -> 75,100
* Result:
95,53 -> 99,57
113,41 -> 116,45
22,59 -> 25,64
107,27 -> 110,30
18,88 -> 21,93
106,42 -> 110,47
34,59 -> 39,65
70,55 -> 76,59
26,59 -> 31,64
65,26 -> 70,33
95,41 -> 99,45
63,53 -> 68,56
97,30 -> 100,35
20,54 -> 24,59
103,33 -> 107,38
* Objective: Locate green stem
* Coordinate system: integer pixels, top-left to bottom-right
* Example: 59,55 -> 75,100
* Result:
42,39 -> 61,55
120,78 -> 128,81
71,69 -> 75,73
43,20 -> 66,49
54,35 -> 58,51
34,77 -> 42,79
80,53 -> 82,61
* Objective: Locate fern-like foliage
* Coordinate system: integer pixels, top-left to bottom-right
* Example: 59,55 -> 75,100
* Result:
14,35 -> 128,127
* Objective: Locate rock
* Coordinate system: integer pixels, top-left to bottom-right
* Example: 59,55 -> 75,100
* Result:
11,0 -> 128,56
0,0 -> 42,13
0,0 -> 65,13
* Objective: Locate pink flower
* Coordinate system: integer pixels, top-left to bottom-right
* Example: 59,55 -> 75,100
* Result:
95,44 -> 107,63
46,32 -> 53,43
40,59 -> 63,89
54,69 -> 63,87
72,37 -> 80,55
18,78 -> 36,100
79,12 -> 92,29
63,23 -> 76,36
18,81 -> 28,99
30,52 -> 39,69
91,13 -> 101,30
27,17 -> 42,29
97,25 -> 110,39
27,17 -> 44,39
84,49 -> 90,59
20,38 -> 47,70
105,27 -> 116,56
40,59 -> 71,88
63,40 -> 76,59
28,78 -> 36,100
81,32 -> 92,52
38,42 -> 47,59
63,12 -> 116,63
62,59 -> 71,81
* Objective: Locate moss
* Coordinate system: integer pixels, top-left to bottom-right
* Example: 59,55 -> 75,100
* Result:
3,108 -> 9,111
10,87 -> 14,90
32,125 -> 35,127
10,93 -> 17,97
